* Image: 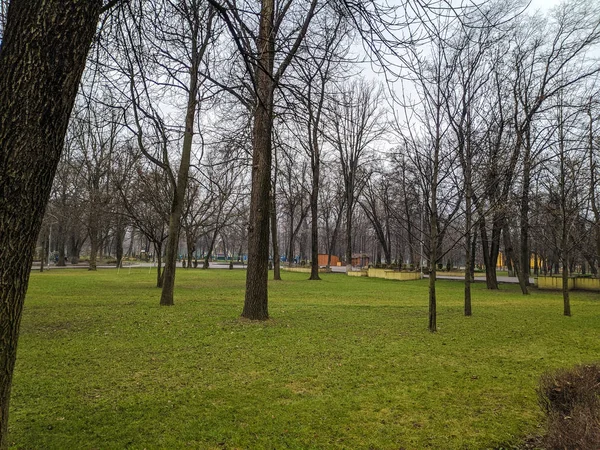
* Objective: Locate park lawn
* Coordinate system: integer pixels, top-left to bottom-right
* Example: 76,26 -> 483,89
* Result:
7,269 -> 600,449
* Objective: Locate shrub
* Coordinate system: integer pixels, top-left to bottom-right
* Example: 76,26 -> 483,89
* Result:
537,363 -> 600,450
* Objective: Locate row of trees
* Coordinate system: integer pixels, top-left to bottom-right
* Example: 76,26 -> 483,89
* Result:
1,0 -> 599,445
40,0 -> 600,322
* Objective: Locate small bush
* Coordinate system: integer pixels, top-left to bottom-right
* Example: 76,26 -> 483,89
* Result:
537,363 -> 600,450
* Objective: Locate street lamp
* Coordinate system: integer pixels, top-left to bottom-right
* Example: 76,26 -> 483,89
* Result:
46,213 -> 58,268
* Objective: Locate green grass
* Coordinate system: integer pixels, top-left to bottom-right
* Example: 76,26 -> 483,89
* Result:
8,269 -> 600,449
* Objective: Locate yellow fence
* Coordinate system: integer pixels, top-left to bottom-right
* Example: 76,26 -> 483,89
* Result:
536,276 -> 600,291
347,271 -> 368,277
364,268 -> 422,281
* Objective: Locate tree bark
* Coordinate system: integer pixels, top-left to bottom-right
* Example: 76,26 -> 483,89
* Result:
0,1 -> 101,446
115,220 -> 125,269
242,0 -> 275,321
155,241 -> 164,288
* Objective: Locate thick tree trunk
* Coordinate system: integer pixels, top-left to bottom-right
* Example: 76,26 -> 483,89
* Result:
155,241 -> 164,288
242,0 -> 275,321
0,1 -> 101,447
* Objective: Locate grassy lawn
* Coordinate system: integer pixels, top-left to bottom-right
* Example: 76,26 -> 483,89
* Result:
8,269 -> 600,449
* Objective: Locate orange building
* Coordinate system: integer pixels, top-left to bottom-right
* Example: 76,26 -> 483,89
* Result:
318,254 -> 339,266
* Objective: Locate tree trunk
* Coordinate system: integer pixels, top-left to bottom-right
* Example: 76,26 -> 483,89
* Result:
519,153 -> 531,286
327,202 -> 344,269
428,209 -> 438,332
429,136 -> 440,333
155,241 -> 164,288
562,257 -> 571,316
115,221 -> 124,269
503,223 -> 528,295
160,23 -> 201,306
88,218 -> 99,271
286,213 -> 295,264
345,192 -> 353,272
186,230 -> 195,269
242,0 -> 275,321
270,191 -> 281,280
39,234 -> 47,273
0,1 -> 101,446
481,213 -> 501,290
126,227 -> 135,258
470,223 -> 477,281
464,190 -> 472,317
203,228 -> 218,270
309,158 -> 321,280
69,233 -> 83,265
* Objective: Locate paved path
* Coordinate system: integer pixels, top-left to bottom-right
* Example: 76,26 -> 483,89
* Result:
32,262 -> 534,284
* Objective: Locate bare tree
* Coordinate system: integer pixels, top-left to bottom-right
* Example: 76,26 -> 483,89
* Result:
209,0 -> 320,320
512,1 -> 600,290
540,90 -> 593,315
285,10 -> 350,279
327,78 -> 386,271
116,154 -> 172,287
113,0 -> 217,305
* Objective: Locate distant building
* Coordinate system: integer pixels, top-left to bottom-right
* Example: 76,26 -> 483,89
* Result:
351,253 -> 369,267
318,254 -> 340,267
